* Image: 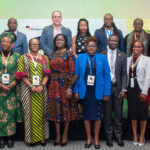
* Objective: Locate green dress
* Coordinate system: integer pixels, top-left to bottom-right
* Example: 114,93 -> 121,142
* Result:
0,52 -> 22,136
16,54 -> 50,143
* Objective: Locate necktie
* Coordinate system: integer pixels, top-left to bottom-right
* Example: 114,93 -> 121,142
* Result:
110,51 -> 116,83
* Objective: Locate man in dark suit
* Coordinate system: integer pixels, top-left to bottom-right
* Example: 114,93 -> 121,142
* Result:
0,18 -> 28,55
101,34 -> 127,147
40,10 -> 72,55
94,13 -> 124,53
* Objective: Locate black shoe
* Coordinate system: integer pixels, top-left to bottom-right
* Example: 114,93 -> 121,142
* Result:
106,139 -> 113,147
116,139 -> 124,147
85,142 -> 93,148
7,138 -> 14,148
27,143 -> 36,147
39,140 -> 46,146
95,144 -> 100,149
0,139 -> 5,149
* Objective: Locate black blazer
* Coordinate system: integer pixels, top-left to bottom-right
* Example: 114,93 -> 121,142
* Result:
101,49 -> 127,93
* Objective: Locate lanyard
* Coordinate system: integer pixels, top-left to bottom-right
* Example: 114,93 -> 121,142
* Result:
1,51 -> 11,73
30,54 -> 39,74
106,28 -> 112,37
88,55 -> 96,75
131,55 -> 141,77
134,32 -> 140,40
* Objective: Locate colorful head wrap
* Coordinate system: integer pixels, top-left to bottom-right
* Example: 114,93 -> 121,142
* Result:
0,31 -> 16,44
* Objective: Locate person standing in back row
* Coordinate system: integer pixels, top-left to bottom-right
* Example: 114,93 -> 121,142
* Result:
94,13 -> 124,53
40,10 -> 72,55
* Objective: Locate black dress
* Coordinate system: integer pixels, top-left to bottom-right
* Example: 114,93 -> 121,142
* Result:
82,55 -> 103,120
127,61 -> 148,120
76,35 -> 88,54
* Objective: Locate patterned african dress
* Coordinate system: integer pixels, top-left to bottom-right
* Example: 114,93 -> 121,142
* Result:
15,54 -> 50,143
0,51 -> 22,137
47,50 -> 79,122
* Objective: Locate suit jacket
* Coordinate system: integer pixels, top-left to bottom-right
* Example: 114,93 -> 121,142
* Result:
101,49 -> 127,93
0,31 -> 28,55
73,53 -> 111,100
40,25 -> 72,55
127,55 -> 150,95
94,28 -> 124,53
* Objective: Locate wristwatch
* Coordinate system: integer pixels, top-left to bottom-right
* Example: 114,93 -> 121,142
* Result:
30,85 -> 33,89
41,84 -> 46,88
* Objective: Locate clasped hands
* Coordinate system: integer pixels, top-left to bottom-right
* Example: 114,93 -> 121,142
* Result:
31,85 -> 44,94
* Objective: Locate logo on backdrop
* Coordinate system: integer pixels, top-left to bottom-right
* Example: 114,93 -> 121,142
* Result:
26,26 -> 43,31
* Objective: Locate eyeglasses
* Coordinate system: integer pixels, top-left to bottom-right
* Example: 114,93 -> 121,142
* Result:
87,45 -> 97,48
30,44 -> 40,46
133,46 -> 142,48
134,23 -> 143,26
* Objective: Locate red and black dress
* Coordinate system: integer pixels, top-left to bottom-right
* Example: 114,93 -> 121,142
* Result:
47,50 -> 79,122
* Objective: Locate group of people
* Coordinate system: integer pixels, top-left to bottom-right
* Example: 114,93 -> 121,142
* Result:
0,10 -> 150,150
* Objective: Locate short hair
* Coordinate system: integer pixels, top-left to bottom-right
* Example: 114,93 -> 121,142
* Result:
109,34 -> 119,40
104,13 -> 113,20
133,18 -> 143,26
52,10 -> 62,17
53,34 -> 69,51
29,38 -> 40,50
130,40 -> 144,54
8,17 -> 17,24
85,36 -> 97,45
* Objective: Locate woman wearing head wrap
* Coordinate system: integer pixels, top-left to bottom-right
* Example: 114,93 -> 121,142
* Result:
0,32 -> 22,148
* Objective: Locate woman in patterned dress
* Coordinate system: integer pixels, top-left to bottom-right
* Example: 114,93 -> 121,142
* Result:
0,32 -> 22,148
15,38 -> 50,146
72,18 -> 91,58
47,34 -> 79,146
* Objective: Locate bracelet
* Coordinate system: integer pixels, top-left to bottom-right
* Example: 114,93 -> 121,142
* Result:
12,81 -> 16,86
41,84 -> 46,88
30,85 -> 33,89
67,88 -> 72,91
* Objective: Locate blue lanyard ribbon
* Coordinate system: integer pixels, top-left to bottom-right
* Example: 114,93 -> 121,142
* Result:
106,28 -> 112,37
88,55 -> 96,75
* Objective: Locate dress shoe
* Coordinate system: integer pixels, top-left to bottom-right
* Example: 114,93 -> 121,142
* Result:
7,138 -> 14,148
133,141 -> 138,146
53,141 -> 60,146
138,138 -> 145,147
138,142 -> 145,147
106,139 -> 113,147
61,141 -> 68,147
0,138 -> 5,148
27,143 -> 36,147
39,140 -> 46,146
116,139 -> 124,147
94,144 -> 100,149
85,142 -> 92,148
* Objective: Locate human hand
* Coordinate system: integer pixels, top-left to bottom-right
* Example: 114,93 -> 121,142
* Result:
139,93 -> 147,102
31,86 -> 37,93
118,91 -> 126,102
103,96 -> 110,101
66,89 -> 72,98
74,93 -> 79,100
36,86 -> 44,94
1,85 -> 10,92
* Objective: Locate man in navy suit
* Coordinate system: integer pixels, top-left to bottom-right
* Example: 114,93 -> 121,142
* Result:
94,13 -> 124,53
3,18 -> 28,55
40,10 -> 72,55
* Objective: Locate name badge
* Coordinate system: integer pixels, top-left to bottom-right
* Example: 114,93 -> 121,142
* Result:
33,75 -> 39,85
2,74 -> 10,84
87,75 -> 95,86
130,77 -> 134,88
